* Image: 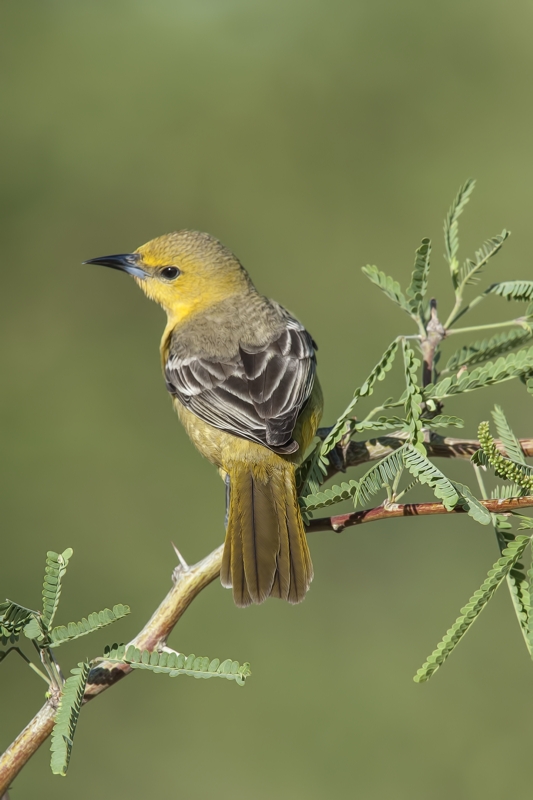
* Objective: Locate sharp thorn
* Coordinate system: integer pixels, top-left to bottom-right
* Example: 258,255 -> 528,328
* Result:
171,541 -> 190,570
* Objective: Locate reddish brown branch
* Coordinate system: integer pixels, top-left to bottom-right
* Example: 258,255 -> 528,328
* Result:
307,494 -> 533,533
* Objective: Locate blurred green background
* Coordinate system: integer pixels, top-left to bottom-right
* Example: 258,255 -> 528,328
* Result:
2,1 -> 533,798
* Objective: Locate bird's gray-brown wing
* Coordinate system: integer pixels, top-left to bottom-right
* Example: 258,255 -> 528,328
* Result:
165,317 -> 317,454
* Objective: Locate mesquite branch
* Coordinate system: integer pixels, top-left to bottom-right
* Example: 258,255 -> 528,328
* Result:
307,494 -> 533,533
2,432 -> 533,793
318,430 -> 533,482
0,545 -> 223,793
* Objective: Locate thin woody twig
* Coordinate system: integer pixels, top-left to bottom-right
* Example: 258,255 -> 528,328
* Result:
321,433 -> 533,482
0,547 -> 223,794
2,431 -> 533,793
0,690 -> 60,795
306,494 -> 533,533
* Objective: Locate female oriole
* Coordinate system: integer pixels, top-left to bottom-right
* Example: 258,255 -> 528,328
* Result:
86,231 -> 323,606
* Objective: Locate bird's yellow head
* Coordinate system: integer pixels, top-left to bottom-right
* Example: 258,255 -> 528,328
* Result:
85,230 -> 252,325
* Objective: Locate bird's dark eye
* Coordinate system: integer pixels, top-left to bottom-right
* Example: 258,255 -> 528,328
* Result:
160,266 -> 180,280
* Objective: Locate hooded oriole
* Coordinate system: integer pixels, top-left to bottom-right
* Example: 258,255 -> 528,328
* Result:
85,231 -> 323,606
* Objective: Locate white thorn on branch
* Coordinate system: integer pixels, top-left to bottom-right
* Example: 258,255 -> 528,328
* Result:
171,541 -> 190,583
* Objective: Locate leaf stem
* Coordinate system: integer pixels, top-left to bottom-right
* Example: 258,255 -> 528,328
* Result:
473,464 -> 489,501
446,319 -> 524,336
38,647 -> 63,694
444,293 -> 487,329
443,295 -> 465,331
0,648 -> 50,684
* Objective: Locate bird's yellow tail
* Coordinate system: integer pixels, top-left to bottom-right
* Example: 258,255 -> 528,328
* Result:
220,461 -> 313,607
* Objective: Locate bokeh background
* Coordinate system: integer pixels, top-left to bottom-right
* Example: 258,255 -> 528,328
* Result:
2,1 -> 533,798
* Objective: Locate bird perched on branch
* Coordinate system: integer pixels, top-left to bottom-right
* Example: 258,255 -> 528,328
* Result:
85,231 -> 323,606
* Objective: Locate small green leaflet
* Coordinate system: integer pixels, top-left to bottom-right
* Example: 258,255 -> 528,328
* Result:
403,446 -> 459,511
361,266 -> 410,313
426,346 -> 533,401
319,339 -> 399,459
1,601 -> 36,643
406,238 -> 431,319
414,536 -> 530,682
50,662 -> 90,776
42,549 -> 73,631
451,481 -> 491,525
102,645 -> 251,686
445,329 -> 533,373
457,231 -> 509,290
50,604 -> 130,647
491,405 -> 525,465
444,178 -> 476,284
402,340 -> 425,453
487,280 -> 533,302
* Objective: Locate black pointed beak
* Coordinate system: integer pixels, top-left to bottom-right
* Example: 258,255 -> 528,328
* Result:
83,253 -> 147,279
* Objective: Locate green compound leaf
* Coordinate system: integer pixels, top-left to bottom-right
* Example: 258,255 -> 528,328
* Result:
301,445 -> 474,515
458,230 -> 509,290
297,340 -> 401,507
0,601 -> 37,644
319,339 -> 399,460
300,480 -> 359,513
351,414 -> 464,433
491,483 -> 523,500
425,346 -> 533,402
445,329 -> 533,373
527,554 -> 533,655
361,266 -> 410,314
354,447 -> 406,508
402,340 -> 425,453
50,662 -> 90,776
491,405 -> 525,465
414,536 -> 530,682
50,604 -> 130,647
42,549 -> 73,631
490,514 -> 532,652
474,421 -> 533,491
444,178 -> 476,285
450,481 -> 491,525
487,280 -> 533,302
23,617 -> 44,641
403,445 -> 460,510
422,415 -> 464,429
300,448 -> 406,513
102,645 -> 251,686
352,416 -> 406,432
406,238 -> 431,319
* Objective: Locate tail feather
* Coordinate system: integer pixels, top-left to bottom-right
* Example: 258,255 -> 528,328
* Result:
283,470 -> 313,603
241,474 -> 280,602
221,499 -> 252,607
271,471 -> 291,600
222,462 -> 312,607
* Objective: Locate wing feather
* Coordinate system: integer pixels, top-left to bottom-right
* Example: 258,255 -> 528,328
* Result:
165,311 -> 317,454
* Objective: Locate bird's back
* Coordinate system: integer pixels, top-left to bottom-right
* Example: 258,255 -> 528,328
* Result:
163,293 -> 319,457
